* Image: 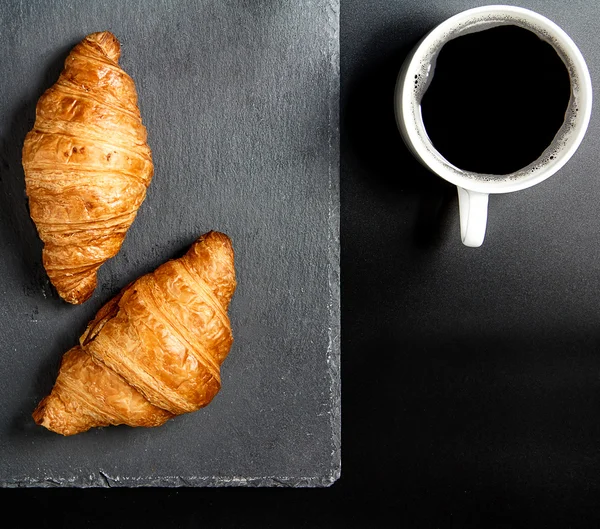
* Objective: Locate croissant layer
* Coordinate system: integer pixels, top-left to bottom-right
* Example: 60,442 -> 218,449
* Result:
33,231 -> 236,436
22,31 -> 153,304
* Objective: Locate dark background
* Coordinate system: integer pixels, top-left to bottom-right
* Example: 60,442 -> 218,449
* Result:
6,0 -> 600,527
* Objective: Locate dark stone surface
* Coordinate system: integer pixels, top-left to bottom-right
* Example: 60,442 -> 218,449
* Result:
0,0 -> 339,487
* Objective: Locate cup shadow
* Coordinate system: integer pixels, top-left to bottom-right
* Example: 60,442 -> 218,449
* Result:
341,28 -> 456,249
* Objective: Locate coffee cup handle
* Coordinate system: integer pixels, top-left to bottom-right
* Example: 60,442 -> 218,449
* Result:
457,187 -> 489,247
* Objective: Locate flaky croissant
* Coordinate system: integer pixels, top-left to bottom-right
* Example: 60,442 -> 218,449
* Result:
22,31 -> 153,304
33,231 -> 236,436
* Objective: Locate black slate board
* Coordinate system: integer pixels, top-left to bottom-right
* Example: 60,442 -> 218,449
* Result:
0,0 -> 340,487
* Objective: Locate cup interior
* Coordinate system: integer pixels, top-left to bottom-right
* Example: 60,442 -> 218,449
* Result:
396,5 -> 592,194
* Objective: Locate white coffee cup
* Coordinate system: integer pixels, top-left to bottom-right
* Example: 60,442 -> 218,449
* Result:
394,5 -> 592,247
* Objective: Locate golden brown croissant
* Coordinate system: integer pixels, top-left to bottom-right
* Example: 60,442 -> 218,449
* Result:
22,31 -> 153,304
33,231 -> 236,436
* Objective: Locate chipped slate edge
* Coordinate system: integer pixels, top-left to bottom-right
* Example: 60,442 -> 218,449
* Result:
325,0 -> 341,486
2,472 -> 339,488
3,0 -> 342,489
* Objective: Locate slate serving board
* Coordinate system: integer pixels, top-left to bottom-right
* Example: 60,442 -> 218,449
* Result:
0,0 -> 340,487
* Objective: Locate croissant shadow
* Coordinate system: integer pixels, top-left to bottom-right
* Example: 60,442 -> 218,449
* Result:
7,315 -> 80,441
9,356 -> 62,441
0,41 -> 79,304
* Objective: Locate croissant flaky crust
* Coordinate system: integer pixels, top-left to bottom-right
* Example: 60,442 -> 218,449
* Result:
22,31 -> 153,304
33,231 -> 236,436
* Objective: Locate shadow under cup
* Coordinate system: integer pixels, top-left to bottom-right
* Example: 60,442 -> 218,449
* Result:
394,5 -> 593,246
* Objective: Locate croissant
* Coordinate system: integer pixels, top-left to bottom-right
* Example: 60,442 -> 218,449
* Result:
33,231 -> 236,436
22,31 -> 153,304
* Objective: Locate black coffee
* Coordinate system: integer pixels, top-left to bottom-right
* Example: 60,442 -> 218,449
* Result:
420,25 -> 571,175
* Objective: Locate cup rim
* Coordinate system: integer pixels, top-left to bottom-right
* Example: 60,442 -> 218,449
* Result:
396,4 -> 593,194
